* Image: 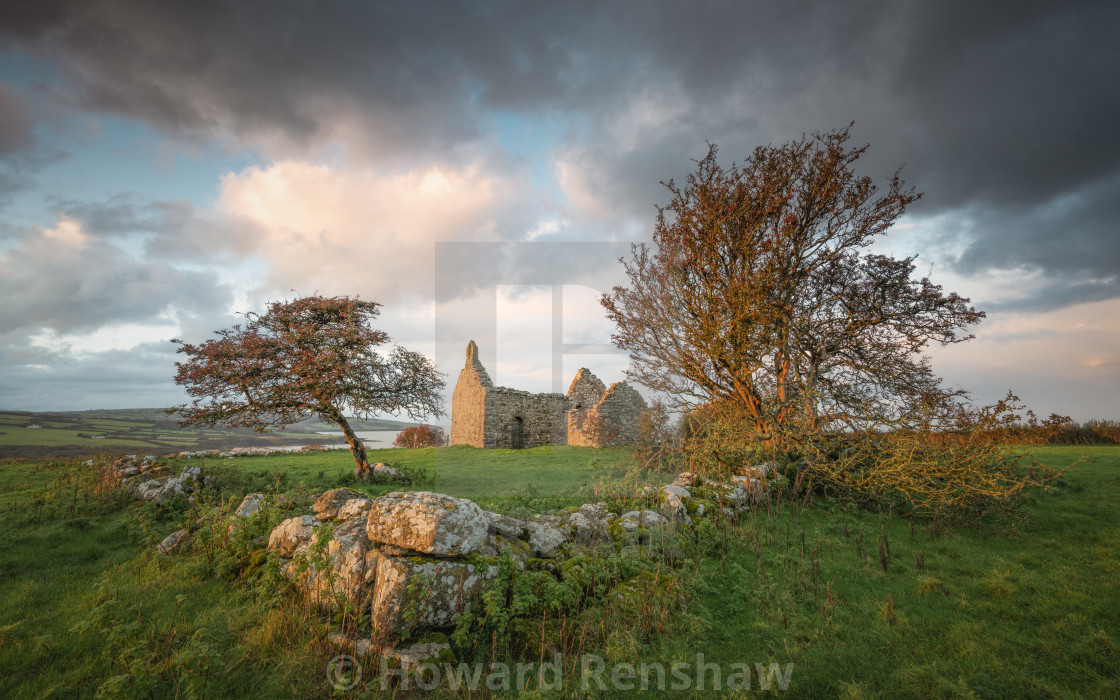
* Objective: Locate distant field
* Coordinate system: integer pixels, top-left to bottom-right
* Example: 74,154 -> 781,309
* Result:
0,408 -> 417,460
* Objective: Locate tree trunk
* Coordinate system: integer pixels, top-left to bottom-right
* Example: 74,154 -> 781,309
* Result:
331,412 -> 370,477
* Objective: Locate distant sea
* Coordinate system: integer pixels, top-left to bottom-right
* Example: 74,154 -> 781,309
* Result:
314,429 -> 404,449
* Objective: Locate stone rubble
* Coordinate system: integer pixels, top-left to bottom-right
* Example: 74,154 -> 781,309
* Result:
130,455 -> 786,670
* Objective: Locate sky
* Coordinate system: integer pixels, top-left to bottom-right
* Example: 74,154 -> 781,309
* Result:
0,0 -> 1117,422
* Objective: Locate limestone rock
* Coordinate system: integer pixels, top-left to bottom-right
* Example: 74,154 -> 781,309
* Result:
529,514 -> 562,528
493,535 -> 531,569
283,518 -> 379,608
313,488 -> 369,521
366,491 -> 489,556
316,518 -> 376,606
619,510 -> 668,531
526,521 -> 566,558
336,498 -> 372,521
370,463 -> 403,479
661,484 -> 691,499
484,511 -> 525,540
157,529 -> 191,555
660,492 -> 692,525
381,641 -> 453,671
135,478 -> 167,501
235,493 -> 265,518
329,633 -> 373,658
565,512 -> 607,545
370,555 -> 497,638
672,472 -> 698,488
268,515 -> 321,557
724,484 -> 749,508
579,502 -> 616,521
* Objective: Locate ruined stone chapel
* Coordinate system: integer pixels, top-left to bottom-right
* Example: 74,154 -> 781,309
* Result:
450,341 -> 647,449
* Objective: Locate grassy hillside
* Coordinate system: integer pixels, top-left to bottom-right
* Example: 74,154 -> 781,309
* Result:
0,409 -> 417,460
0,445 -> 1115,697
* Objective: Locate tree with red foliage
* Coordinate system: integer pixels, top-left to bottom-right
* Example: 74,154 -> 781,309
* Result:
169,295 -> 445,477
393,424 -> 446,448
602,126 -> 984,450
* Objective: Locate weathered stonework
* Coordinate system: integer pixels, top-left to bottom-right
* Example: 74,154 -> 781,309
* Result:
569,381 -> 649,447
450,341 -> 647,448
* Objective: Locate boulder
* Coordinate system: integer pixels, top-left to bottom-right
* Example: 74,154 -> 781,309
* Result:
336,498 -> 372,521
483,511 -> 525,540
660,492 -> 691,525
671,472 -> 699,488
661,484 -> 691,499
618,510 -> 668,531
565,512 -> 606,545
381,641 -> 453,671
134,475 -> 192,504
235,493 -> 265,518
329,635 -> 452,671
313,518 -> 377,606
313,488 -> 369,521
157,528 -> 191,555
526,521 -> 566,558
738,462 -> 776,481
268,515 -> 322,557
724,484 -> 749,508
492,535 -> 531,569
281,518 -> 380,608
371,463 -> 403,479
370,555 -> 497,638
366,492 -> 489,556
579,502 -> 615,521
135,478 -> 167,501
329,633 -> 373,658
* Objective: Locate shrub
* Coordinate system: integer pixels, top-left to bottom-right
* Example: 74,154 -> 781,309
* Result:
801,394 -> 1070,523
393,424 -> 446,448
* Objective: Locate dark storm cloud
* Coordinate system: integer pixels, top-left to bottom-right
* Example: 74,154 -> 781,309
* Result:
3,0 -> 1117,309
0,83 -> 36,155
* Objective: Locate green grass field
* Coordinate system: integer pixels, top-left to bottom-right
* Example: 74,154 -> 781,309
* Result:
0,445 -> 1116,697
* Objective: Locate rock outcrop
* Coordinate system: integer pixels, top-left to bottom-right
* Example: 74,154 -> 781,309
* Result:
262,465 -> 785,658
366,491 -> 490,557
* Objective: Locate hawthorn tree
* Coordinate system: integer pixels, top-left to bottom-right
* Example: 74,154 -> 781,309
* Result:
170,295 -> 445,476
601,126 -> 984,452
393,424 -> 446,448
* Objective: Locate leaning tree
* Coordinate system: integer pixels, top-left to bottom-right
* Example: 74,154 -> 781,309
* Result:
169,295 -> 445,476
601,125 -> 984,450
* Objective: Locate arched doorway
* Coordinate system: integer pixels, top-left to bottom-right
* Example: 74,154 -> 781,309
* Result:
511,416 -> 524,449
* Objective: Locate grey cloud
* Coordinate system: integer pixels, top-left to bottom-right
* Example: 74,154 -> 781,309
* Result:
54,195 -> 261,261
0,83 -> 36,155
944,168 -> 1120,309
1,0 -> 1116,311
0,232 -> 233,335
0,339 -> 185,410
0,169 -> 27,204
